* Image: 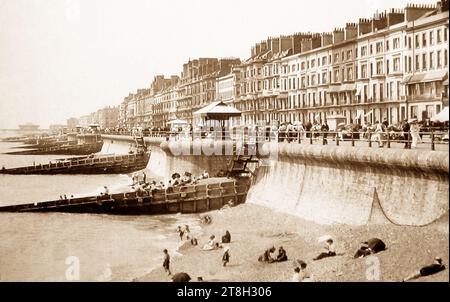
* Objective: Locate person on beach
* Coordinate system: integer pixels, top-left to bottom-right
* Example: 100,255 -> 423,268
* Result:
202,235 -> 215,251
172,272 -> 191,282
176,226 -> 184,241
184,225 -> 191,240
222,230 -> 231,243
103,186 -> 109,196
292,261 -> 312,282
258,246 -> 276,263
353,238 -> 386,258
142,172 -> 146,184
190,237 -> 198,246
403,257 -> 445,281
313,238 -> 336,261
222,247 -> 230,267
276,246 -> 288,262
162,249 -> 171,276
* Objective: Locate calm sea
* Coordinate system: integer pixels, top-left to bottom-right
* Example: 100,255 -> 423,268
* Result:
0,132 -> 200,281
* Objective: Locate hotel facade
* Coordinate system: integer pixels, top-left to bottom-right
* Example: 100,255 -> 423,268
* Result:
81,1 -> 448,130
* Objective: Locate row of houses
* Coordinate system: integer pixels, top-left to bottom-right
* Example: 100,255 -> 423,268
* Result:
77,0 -> 449,130
67,106 -> 119,130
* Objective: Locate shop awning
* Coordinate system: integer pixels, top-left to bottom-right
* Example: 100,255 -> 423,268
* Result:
276,92 -> 288,99
341,83 -> 356,91
327,86 -> 341,93
402,70 -> 448,85
431,107 -> 449,122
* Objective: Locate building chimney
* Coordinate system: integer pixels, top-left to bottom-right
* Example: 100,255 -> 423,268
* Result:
268,37 -> 280,53
371,11 -> 388,32
404,3 -> 436,21
387,8 -> 405,26
333,28 -> 345,44
279,35 -> 293,52
311,33 -> 322,49
321,32 -> 333,46
292,32 -> 313,54
358,18 -> 372,35
345,23 -> 357,40
300,38 -> 312,52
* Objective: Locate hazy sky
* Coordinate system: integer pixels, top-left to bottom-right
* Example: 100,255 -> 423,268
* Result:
0,0 -> 438,128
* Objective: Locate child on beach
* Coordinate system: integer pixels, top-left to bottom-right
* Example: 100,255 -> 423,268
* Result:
313,238 -> 336,261
176,226 -> 184,241
184,225 -> 191,240
291,261 -> 313,282
163,249 -> 171,276
222,247 -> 230,267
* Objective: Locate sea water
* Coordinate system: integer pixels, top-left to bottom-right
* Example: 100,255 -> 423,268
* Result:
0,133 -> 199,281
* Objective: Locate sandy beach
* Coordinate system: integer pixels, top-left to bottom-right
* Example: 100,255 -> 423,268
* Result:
138,203 -> 449,282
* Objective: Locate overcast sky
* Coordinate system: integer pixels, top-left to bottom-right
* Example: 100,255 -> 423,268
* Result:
0,0 -> 438,128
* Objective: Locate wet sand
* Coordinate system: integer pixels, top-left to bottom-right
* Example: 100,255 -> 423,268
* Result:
138,203 -> 449,282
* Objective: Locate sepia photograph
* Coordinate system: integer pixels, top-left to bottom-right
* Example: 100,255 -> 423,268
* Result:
0,0 -> 448,287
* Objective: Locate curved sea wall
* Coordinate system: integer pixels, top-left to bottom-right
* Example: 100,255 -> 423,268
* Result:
102,135 -> 230,180
248,143 -> 448,226
102,135 -> 449,226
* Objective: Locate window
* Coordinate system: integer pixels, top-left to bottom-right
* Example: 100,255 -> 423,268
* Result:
376,61 -> 383,75
355,48 -> 358,58
445,49 -> 448,67
444,28 -> 448,42
386,59 -> 390,74
376,42 -> 383,53
361,46 -> 367,57
370,44 -> 373,55
341,51 -> 345,61
311,75 -> 316,86
334,53 -> 339,63
437,29 -> 442,43
393,57 -> 400,72
370,63 -> 373,77
301,62 -> 305,70
386,40 -> 390,51
422,33 -> 427,47
430,31 -> 434,45
408,37 -> 412,49
347,67 -> 353,80
422,53 -> 427,70
347,50 -> 352,60
322,72 -> 327,84
437,50 -> 442,67
311,59 -> 315,68
322,56 -> 327,65
361,64 -> 367,78
429,52 -> 434,69
334,69 -> 339,82
415,34 -> 420,48
415,54 -> 420,70
393,38 -> 400,49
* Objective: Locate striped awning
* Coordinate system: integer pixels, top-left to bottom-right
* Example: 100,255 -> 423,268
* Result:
341,83 -> 356,91
327,85 -> 341,93
402,70 -> 448,84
